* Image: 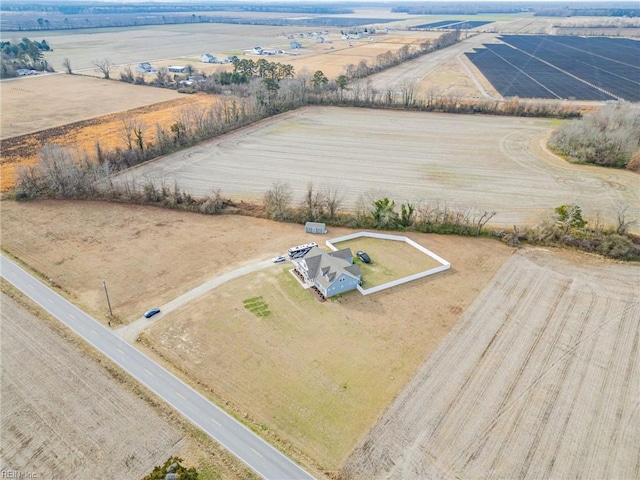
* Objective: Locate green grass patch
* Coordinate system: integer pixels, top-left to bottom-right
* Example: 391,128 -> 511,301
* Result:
332,237 -> 443,288
243,296 -> 271,317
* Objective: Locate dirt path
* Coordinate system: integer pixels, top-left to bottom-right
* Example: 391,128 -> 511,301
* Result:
342,248 -> 640,479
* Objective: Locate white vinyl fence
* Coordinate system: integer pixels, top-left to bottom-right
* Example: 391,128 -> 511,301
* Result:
326,232 -> 451,295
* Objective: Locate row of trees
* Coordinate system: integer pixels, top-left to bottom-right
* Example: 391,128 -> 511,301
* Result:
263,182 -> 498,235
113,57 -> 580,119
260,181 -> 638,260
111,29 -> 458,102
548,102 -> 640,170
16,95 -> 265,202
16,143 -> 230,215
232,57 -> 295,81
0,37 -> 54,78
505,204 -> 638,260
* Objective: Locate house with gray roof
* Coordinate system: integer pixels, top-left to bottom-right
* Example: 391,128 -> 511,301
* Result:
292,247 -> 361,298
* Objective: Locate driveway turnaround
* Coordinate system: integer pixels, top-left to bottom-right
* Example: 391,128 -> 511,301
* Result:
1,255 -> 315,480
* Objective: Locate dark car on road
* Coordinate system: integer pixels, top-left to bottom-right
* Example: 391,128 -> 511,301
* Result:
356,251 -> 371,263
144,308 -> 161,318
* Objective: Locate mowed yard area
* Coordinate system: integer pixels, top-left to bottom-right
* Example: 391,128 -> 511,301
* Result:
0,199 -> 513,471
331,236 -> 444,288
141,234 -> 511,470
118,106 -> 639,231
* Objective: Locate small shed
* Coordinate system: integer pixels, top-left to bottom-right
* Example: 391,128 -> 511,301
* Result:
305,222 -> 327,234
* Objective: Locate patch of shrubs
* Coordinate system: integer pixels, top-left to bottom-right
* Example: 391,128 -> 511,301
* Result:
143,456 -> 197,480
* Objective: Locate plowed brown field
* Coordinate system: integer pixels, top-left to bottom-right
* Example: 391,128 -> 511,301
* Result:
343,248 -> 640,479
0,292 -> 186,478
119,106 -> 639,231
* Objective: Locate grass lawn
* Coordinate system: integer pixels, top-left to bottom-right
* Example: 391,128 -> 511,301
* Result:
332,237 -> 443,288
145,264 -> 452,469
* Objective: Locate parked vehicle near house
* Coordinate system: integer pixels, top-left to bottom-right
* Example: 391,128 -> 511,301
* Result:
288,242 -> 318,259
356,251 -> 371,263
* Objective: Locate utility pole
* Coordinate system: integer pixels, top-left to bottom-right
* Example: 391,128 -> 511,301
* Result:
103,280 -> 113,317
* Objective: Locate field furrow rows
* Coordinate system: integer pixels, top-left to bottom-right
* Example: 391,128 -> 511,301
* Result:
343,249 -> 640,479
118,108 -> 639,231
0,294 -> 184,478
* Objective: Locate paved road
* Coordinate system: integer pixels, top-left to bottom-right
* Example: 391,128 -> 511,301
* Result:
0,255 -> 315,480
117,258 -> 276,342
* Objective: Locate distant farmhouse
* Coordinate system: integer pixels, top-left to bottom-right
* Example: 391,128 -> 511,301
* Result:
290,41 -> 303,49
292,247 -> 361,299
200,53 -> 217,63
16,68 -> 37,76
244,46 -> 282,56
137,62 -> 156,73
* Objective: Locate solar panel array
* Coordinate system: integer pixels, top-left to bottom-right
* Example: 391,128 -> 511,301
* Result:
413,20 -> 493,30
466,35 -> 640,102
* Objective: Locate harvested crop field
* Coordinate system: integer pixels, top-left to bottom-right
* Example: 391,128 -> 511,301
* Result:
364,32 -> 500,96
0,292 -> 187,479
0,74 -> 181,139
118,106 -> 639,231
0,91 -> 219,190
7,24 -> 309,72
343,248 -> 640,479
281,31 -> 443,78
